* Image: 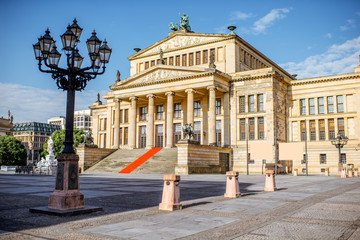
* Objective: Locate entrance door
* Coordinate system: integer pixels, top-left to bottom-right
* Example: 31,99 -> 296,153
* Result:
139,126 -> 146,148
174,123 -> 182,145
156,125 -> 163,148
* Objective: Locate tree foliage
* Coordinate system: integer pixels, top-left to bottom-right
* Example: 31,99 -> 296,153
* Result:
0,135 -> 27,166
40,129 -> 86,158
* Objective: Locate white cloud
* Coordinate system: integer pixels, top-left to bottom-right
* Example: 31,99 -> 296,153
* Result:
340,19 -> 356,31
252,8 -> 291,34
230,11 -> 255,21
281,36 -> 360,79
0,83 -> 107,123
325,33 -> 332,39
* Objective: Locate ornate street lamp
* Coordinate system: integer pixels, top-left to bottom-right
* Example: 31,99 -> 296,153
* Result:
331,131 -> 348,166
32,19 -> 111,213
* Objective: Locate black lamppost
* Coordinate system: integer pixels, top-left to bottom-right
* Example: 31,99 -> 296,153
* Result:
32,19 -> 111,212
331,131 -> 348,165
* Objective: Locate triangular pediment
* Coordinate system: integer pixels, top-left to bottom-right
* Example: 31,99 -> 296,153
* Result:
111,65 -> 208,89
129,32 -> 233,60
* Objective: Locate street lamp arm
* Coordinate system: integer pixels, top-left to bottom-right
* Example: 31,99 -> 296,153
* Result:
85,65 -> 106,76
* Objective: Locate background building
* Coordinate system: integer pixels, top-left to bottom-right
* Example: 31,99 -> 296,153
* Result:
74,110 -> 92,132
13,122 -> 60,165
0,111 -> 13,136
47,116 -> 66,129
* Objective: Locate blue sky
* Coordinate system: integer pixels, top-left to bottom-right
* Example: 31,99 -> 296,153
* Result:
0,0 -> 359,123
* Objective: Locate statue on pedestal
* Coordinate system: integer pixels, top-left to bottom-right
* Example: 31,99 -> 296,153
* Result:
169,13 -> 192,32
182,123 -> 194,140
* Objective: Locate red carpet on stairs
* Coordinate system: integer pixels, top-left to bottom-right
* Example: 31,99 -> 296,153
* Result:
119,148 -> 163,174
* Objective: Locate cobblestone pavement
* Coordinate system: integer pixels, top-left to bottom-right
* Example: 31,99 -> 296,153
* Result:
0,172 -> 359,240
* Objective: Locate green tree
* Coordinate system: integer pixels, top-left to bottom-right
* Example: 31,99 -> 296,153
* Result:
40,129 -> 86,158
0,135 -> 27,166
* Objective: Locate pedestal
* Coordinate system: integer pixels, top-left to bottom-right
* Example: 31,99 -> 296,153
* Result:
224,171 -> 241,198
264,170 -> 277,192
159,174 -> 182,211
325,168 -> 329,176
341,167 -> 347,178
293,169 -> 298,176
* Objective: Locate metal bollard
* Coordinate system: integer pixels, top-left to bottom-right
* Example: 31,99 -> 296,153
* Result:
341,168 -> 347,178
159,174 -> 182,211
293,169 -> 298,177
264,170 -> 277,192
224,171 -> 241,198
325,168 -> 329,176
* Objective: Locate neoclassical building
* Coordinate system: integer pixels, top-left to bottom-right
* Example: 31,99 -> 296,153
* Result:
90,27 -> 360,174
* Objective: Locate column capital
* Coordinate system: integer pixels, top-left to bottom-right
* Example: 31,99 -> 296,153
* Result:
207,86 -> 217,91
185,88 -> 195,94
129,96 -> 138,101
114,98 -> 122,103
165,91 -> 175,96
146,94 -> 156,99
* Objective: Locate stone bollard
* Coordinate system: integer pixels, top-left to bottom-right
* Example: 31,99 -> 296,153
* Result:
159,174 -> 182,211
348,170 -> 353,178
341,168 -> 347,178
224,171 -> 241,198
293,169 -> 298,176
354,168 -> 359,177
264,170 -> 277,192
325,168 -> 329,176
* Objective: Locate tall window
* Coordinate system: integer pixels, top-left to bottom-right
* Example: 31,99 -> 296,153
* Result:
249,117 -> 255,140
164,58 -> 167,65
328,119 -> 335,139
194,101 -> 201,117
124,109 -> 129,123
310,120 -> 316,141
189,53 -> 194,66
174,103 -> 181,118
140,107 -> 147,121
240,96 -> 246,113
337,95 -> 344,113
203,50 -> 208,64
338,118 -> 344,136
309,98 -> 315,115
174,123 -> 182,144
320,154 -> 326,164
169,57 -> 174,65
119,128 -> 122,145
196,51 -> 201,65
318,97 -> 324,114
175,55 -> 180,66
182,54 -> 187,66
193,121 -> 201,142
240,118 -> 246,140
327,96 -> 334,113
120,110 -> 123,123
210,48 -> 215,61
216,120 -> 221,146
257,94 -> 264,111
319,119 -> 325,140
156,105 -> 164,120
301,120 -> 306,141
300,99 -> 306,115
151,60 -> 155,67
258,117 -> 264,139
341,153 -> 346,164
248,95 -> 255,112
145,62 -> 149,69
216,98 -> 221,115
124,127 -> 128,145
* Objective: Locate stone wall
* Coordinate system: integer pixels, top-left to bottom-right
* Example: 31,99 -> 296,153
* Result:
76,144 -> 116,172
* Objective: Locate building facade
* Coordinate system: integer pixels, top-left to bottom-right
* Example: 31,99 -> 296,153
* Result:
13,122 -> 61,165
90,28 -> 360,174
74,110 -> 92,132
47,116 -> 66,130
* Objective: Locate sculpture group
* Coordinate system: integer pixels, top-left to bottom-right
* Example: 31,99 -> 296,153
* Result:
36,136 -> 57,175
169,13 -> 192,32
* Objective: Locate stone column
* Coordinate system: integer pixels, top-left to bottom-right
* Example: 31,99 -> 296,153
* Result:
106,106 -> 112,148
166,92 -> 175,148
129,97 -> 138,149
185,89 -> 194,127
113,99 -> 121,149
207,86 -> 216,145
146,94 -> 155,148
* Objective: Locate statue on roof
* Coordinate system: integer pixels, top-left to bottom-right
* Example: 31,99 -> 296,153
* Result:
169,13 -> 191,32
117,70 -> 121,81
159,48 -> 165,65
97,93 -> 101,102
8,110 -> 10,119
169,22 -> 180,31
10,115 -> 13,124
209,51 -> 216,69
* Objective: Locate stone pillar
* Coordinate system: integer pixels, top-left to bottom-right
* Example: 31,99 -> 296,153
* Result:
166,92 -> 175,148
129,97 -> 138,149
264,170 -> 277,192
159,174 -> 182,211
113,99 -> 121,149
224,171 -> 241,198
325,168 -> 329,176
185,89 -> 194,127
207,86 -> 216,145
146,94 -> 155,148
106,106 -> 112,148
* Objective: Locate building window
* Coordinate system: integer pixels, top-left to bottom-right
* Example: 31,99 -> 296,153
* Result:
341,153 -> 346,164
151,60 -> 155,67
300,99 -> 306,115
257,94 -> 264,111
182,54 -> 187,66
196,51 -> 201,65
194,101 -> 201,117
210,48 -> 215,61
145,62 -> 149,69
240,118 -> 246,140
318,97 -> 324,114
124,127 -> 128,145
216,98 -> 221,115
338,118 -> 344,136
337,95 -> 344,113
249,118 -> 255,140
258,117 -> 264,139
216,120 -> 221,146
119,110 -> 123,124
319,119 -> 325,140
248,95 -> 255,112
328,118 -> 335,139
174,103 -> 181,118
119,128 -> 122,145
327,96 -> 334,113
320,154 -> 326,164
174,123 -> 182,144
301,120 -> 306,141
175,55 -> 180,66
310,120 -> 316,141
193,121 -> 201,142
189,53 -> 194,66
239,96 -> 245,113
140,107 -> 147,121
169,57 -> 174,65
124,109 -> 129,123
309,98 -> 315,115
157,59 -> 161,65
203,50 -> 208,64
164,58 -> 167,65
156,105 -> 164,120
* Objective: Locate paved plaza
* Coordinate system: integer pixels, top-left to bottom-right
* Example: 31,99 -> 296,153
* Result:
0,172 -> 359,239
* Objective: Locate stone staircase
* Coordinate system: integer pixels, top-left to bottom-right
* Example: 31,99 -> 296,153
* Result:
85,148 -> 177,174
